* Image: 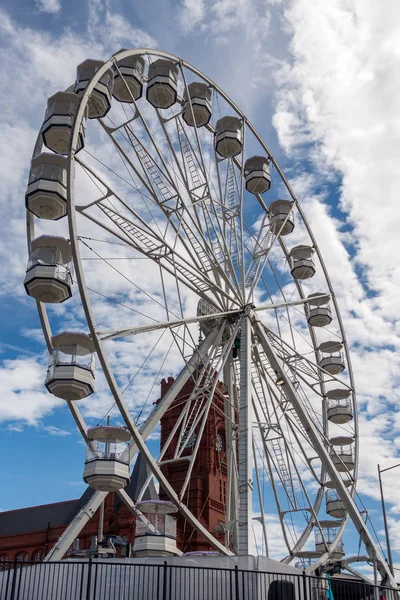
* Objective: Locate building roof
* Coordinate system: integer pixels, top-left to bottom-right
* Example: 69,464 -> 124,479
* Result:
115,452 -> 158,508
0,453 -> 158,537
0,499 -> 80,536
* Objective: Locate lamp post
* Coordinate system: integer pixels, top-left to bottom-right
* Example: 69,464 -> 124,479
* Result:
377,461 -> 400,577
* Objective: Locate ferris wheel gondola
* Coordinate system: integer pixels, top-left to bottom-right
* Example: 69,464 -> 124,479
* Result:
23,48 -> 396,586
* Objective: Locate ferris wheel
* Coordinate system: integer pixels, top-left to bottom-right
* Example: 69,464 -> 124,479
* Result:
23,48 -> 393,584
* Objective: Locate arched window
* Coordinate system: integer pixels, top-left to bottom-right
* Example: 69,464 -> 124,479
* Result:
33,551 -> 43,562
15,553 -> 28,563
0,555 -> 10,571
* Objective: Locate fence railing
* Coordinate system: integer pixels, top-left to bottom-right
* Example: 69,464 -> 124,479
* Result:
0,559 -> 398,600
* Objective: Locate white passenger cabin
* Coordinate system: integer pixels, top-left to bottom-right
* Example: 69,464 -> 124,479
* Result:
41,92 -> 85,155
315,520 -> 345,558
24,235 -> 72,303
182,82 -> 212,127
146,59 -> 179,109
269,199 -> 294,236
307,292 -> 332,327
293,550 -> 323,570
330,436 -> 355,472
318,341 -> 345,375
45,332 -> 95,400
215,116 -> 243,158
325,489 -> 347,519
133,500 -> 180,557
74,59 -> 114,119
83,425 -> 131,491
244,156 -> 271,194
25,153 -> 68,220
289,245 -> 315,280
326,389 -> 353,424
112,52 -> 145,103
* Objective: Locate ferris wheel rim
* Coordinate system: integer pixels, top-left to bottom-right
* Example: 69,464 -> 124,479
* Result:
26,47 -> 361,566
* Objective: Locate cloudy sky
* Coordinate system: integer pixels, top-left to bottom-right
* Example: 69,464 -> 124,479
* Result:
1,0 -> 400,571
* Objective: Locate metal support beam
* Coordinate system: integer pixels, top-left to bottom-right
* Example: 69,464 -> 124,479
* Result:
378,463 -> 398,577
44,490 -> 107,561
224,359 -> 238,551
237,311 -> 253,554
252,313 -> 397,587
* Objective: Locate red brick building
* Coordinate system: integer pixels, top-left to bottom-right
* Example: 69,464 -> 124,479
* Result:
159,375 -> 228,553
0,375 -> 227,564
0,456 -> 156,565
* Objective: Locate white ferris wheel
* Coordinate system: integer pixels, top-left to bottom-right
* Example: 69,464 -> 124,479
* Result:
23,48 -> 394,584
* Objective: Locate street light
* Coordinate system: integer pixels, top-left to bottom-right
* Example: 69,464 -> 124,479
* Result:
377,461 -> 400,577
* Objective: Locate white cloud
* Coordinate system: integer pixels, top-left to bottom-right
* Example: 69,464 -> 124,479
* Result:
178,0 -> 206,33
35,0 -> 61,14
0,356 -> 62,424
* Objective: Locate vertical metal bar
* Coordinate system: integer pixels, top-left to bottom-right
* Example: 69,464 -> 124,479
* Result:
234,566 -> 240,600
4,561 -> 12,599
162,561 -> 167,600
378,464 -> 394,576
224,358 -> 238,551
10,560 -> 18,600
302,570 -> 308,600
252,436 -> 269,556
86,558 -> 93,600
237,312 -> 253,554
92,561 -> 98,600
79,561 -> 86,600
98,501 -> 105,544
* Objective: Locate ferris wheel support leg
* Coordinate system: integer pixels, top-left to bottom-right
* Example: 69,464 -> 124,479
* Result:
237,311 -> 253,555
120,325 -> 222,464
252,313 -> 397,588
43,490 -> 108,561
224,359 -> 238,551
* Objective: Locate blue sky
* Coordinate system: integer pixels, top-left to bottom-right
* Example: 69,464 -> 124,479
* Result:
1,0 -> 400,574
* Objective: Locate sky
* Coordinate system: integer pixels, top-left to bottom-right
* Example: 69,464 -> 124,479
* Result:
1,0 -> 400,575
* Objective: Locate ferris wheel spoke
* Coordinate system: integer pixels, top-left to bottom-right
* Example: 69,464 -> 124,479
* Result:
77,200 -> 237,308
99,117 -> 224,280
135,321 -> 238,507
251,334 -> 327,556
152,106 -> 242,295
245,203 -> 296,297
97,309 -> 238,341
119,322 -> 226,463
118,86 -> 241,292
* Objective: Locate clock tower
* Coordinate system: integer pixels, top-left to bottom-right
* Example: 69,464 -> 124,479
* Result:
159,374 -> 228,553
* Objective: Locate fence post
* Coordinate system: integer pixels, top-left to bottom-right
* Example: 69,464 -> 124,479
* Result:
4,562 -> 12,598
234,565 -> 240,600
86,558 -> 93,600
302,570 -> 308,600
10,561 -> 18,600
162,561 -> 168,600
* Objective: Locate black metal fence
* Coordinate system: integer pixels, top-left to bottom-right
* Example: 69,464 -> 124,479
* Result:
0,559 -> 398,600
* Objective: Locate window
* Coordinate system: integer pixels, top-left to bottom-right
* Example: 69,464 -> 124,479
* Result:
16,553 -> 28,563
216,432 -> 224,452
0,556 -> 9,571
34,551 -> 43,562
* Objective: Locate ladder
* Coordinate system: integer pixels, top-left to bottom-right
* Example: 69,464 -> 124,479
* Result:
126,128 -> 178,207
176,120 -> 203,191
101,205 -> 212,293
100,205 -> 167,257
269,434 -> 297,509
